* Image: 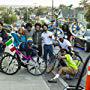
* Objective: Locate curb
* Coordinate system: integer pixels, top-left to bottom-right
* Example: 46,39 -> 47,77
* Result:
52,71 -> 69,88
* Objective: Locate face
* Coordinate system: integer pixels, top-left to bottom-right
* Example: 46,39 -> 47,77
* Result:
0,24 -> 3,31
35,25 -> 40,31
27,26 -> 32,32
18,28 -> 23,34
43,26 -> 48,31
28,42 -> 32,46
59,38 -> 63,42
61,51 -> 66,56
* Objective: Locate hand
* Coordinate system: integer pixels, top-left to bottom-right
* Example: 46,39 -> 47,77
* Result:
55,37 -> 58,41
57,55 -> 61,59
0,37 -> 3,43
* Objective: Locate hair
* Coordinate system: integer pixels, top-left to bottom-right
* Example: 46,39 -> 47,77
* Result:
42,23 -> 48,28
18,27 -> 25,35
0,21 -> 3,26
60,49 -> 68,54
35,23 -> 41,28
25,23 -> 32,28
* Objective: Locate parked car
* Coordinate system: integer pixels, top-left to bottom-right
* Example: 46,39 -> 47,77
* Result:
73,30 -> 90,52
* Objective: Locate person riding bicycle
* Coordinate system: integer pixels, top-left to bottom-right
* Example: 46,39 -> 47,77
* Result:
48,49 -> 78,83
19,37 -> 37,57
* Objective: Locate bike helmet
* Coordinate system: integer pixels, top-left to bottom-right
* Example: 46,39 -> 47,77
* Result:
27,37 -> 33,43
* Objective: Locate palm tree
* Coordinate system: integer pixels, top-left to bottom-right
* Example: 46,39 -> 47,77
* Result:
79,0 -> 88,9
79,0 -> 89,16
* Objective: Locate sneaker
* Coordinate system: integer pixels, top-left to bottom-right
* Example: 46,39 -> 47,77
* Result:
48,78 -> 57,83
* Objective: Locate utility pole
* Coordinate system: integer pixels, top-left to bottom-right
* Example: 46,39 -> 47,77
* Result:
52,0 -> 54,20
27,7 -> 28,22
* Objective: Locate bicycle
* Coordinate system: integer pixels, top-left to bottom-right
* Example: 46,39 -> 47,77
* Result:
0,39 -> 47,76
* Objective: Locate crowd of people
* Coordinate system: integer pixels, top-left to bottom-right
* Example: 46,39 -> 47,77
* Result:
0,20 -> 80,83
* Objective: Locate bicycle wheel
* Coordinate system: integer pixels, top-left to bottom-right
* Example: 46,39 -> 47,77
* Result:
46,49 -> 61,73
0,52 -> 10,60
27,56 -> 47,76
0,53 -> 21,75
46,56 -> 56,73
72,53 -> 86,77
72,53 -> 83,63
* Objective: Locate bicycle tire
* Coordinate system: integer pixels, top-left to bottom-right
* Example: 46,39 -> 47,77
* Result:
73,53 -> 87,77
13,53 -> 27,68
0,53 -> 21,75
46,49 -> 61,73
73,53 -> 83,63
46,57 -> 56,73
27,56 -> 47,76
0,52 -> 9,60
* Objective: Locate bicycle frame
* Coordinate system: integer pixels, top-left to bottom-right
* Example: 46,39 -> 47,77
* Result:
5,38 -> 38,64
15,49 -> 33,62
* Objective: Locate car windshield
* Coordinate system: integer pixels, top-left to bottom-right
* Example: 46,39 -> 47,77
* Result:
84,31 -> 90,36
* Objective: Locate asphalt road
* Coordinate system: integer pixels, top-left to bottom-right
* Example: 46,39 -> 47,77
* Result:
0,47 -> 89,90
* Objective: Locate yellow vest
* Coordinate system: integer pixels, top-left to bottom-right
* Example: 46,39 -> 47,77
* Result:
65,54 -> 78,70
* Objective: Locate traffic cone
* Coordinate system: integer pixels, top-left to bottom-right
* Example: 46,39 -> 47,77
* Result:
86,63 -> 90,90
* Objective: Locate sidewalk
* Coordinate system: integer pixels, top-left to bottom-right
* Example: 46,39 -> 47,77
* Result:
0,68 -> 50,90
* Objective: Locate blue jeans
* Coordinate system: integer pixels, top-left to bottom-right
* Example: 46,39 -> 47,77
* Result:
43,44 -> 53,62
0,43 -> 5,53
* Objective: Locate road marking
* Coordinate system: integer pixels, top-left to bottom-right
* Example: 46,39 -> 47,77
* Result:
58,77 -> 69,88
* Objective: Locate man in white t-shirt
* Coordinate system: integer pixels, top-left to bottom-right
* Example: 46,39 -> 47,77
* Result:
41,23 -> 54,61
55,35 -> 73,67
58,35 -> 73,52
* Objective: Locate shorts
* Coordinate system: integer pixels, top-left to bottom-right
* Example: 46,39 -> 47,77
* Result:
61,67 -> 78,75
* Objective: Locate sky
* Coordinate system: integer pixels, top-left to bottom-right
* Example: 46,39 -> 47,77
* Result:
0,0 -> 82,8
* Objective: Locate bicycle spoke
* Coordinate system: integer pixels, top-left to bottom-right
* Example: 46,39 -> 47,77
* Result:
27,56 -> 46,75
1,54 -> 20,75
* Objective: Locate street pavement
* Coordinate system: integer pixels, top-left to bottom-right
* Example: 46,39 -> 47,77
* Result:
0,46 -> 89,90
0,68 -> 50,90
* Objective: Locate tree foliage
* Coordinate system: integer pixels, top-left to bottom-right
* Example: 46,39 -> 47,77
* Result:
2,13 -> 17,24
85,5 -> 90,22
